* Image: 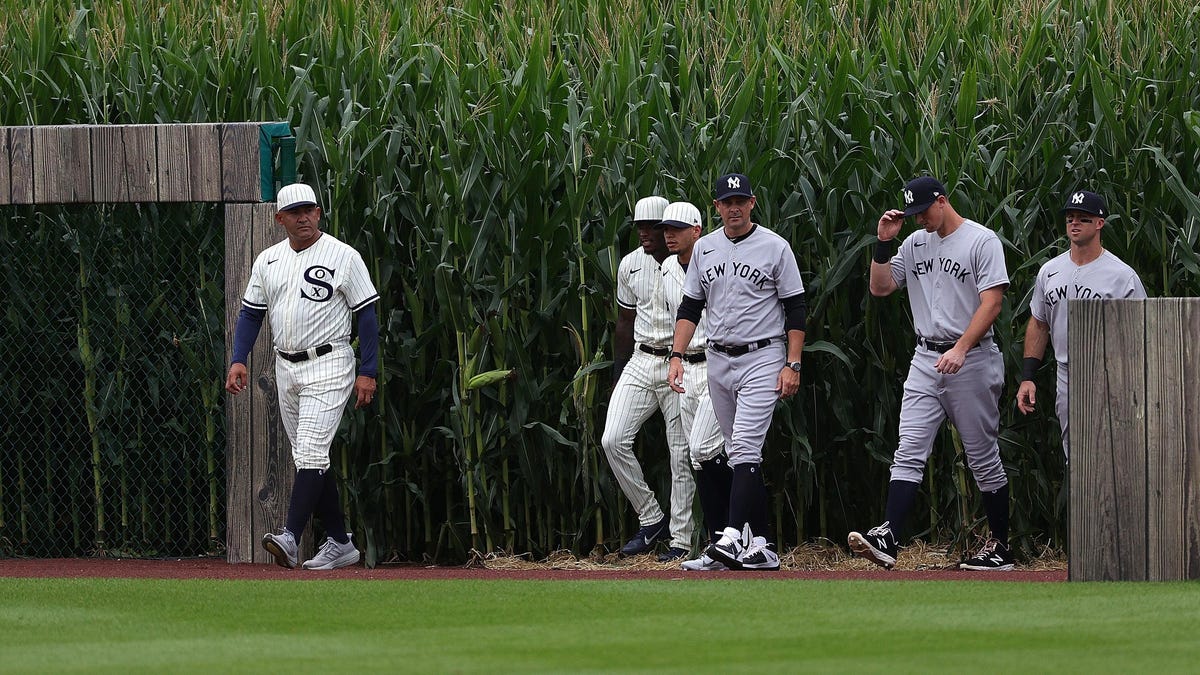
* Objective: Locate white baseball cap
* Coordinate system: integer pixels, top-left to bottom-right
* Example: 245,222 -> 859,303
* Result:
657,201 -> 702,229
633,196 -> 668,222
276,183 -> 319,212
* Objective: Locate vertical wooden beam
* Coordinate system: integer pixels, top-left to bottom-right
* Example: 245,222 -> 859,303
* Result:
1184,301 -> 1200,579
1070,299 -> 1147,581
8,126 -> 33,204
224,203 -> 255,564
220,123 -> 261,203
33,125 -> 94,203
92,125 -> 159,202
0,128 -> 11,204
1145,299 -> 1185,580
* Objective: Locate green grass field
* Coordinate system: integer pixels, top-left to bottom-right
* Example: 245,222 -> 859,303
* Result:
2,578 -> 1198,673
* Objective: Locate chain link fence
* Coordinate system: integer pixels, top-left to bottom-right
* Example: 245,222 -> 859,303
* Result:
1,204 -> 226,558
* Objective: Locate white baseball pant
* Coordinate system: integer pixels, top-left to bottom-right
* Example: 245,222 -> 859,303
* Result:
275,342 -> 356,471
679,360 -> 724,469
601,350 -> 695,550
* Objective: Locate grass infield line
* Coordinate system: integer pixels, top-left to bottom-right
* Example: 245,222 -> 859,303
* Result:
1,578 -> 1198,673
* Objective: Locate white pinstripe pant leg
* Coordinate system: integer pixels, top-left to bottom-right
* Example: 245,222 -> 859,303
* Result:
601,351 -> 671,528
681,363 -> 724,470
656,368 -> 695,550
275,346 -> 355,471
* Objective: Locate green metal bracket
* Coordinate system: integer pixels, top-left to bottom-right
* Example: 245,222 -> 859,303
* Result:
259,122 -> 296,201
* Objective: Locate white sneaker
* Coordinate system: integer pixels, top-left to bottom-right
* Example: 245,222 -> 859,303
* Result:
302,533 -> 361,570
737,536 -> 780,571
680,553 -> 727,571
262,529 -> 298,569
705,524 -> 751,570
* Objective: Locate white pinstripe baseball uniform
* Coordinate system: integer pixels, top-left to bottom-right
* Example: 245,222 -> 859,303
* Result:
601,248 -> 695,551
661,255 -> 723,469
242,233 -> 379,470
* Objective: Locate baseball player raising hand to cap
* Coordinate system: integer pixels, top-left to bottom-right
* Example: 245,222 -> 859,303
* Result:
849,176 -> 1014,571
225,182 -> 379,571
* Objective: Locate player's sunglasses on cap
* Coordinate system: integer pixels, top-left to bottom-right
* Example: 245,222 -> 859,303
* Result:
276,183 -> 319,212
900,176 -> 946,217
1060,190 -> 1106,217
714,173 -> 753,200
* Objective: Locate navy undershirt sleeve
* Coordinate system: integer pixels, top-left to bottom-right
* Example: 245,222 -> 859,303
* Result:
355,304 -> 380,378
782,292 -> 807,332
230,306 -> 265,365
677,294 -> 705,324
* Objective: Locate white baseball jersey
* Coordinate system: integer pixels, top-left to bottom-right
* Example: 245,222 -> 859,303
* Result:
242,233 -> 379,352
682,224 -> 805,345
617,249 -> 674,347
1029,249 -> 1146,366
890,219 -> 1009,341
662,255 -> 723,466
661,256 -> 707,351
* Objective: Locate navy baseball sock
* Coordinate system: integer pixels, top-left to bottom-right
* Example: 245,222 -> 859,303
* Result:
884,479 -> 920,541
981,483 -> 1010,546
727,463 -> 769,540
286,469 -> 325,537
316,471 -> 350,544
696,455 -> 732,542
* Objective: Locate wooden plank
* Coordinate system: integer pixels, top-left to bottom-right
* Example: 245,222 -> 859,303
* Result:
224,203 -> 255,564
0,128 -> 11,204
1185,301 -> 1200,579
156,123 -> 223,202
33,126 -> 94,203
91,125 -> 158,202
220,123 -> 262,202
1145,299 -> 1186,580
1070,299 -> 1147,581
8,127 -> 32,204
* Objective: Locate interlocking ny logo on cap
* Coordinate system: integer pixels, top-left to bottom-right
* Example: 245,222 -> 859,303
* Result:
727,176 -> 741,190
903,190 -> 914,205
1072,192 -> 1085,204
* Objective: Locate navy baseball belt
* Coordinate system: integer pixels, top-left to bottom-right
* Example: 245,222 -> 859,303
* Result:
708,338 -> 774,357
277,343 -> 333,362
639,343 -> 705,363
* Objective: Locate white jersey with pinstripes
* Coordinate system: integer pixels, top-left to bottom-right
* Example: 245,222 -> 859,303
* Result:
681,224 -> 805,345
617,249 -> 674,347
1029,249 -> 1146,367
889,219 -> 1008,341
661,255 -> 706,350
242,233 -> 379,353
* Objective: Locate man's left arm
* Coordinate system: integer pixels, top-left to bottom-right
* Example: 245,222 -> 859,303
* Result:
353,303 -> 379,408
776,292 -> 806,398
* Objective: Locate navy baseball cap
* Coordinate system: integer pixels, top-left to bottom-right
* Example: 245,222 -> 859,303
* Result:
714,173 -> 753,200
1061,190 -> 1107,217
900,176 -> 946,217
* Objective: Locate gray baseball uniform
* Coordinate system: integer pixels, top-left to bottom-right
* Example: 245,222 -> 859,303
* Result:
1029,249 -> 1146,453
601,248 -> 694,550
661,255 -> 723,468
682,223 -> 805,465
888,219 -> 1009,491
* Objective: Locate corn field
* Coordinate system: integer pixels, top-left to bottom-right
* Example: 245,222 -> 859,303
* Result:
2,0 -> 1200,562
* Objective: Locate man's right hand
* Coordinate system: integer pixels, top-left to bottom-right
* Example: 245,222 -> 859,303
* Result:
225,363 -> 249,395
667,358 -> 686,394
1016,380 -> 1037,414
877,209 -> 905,241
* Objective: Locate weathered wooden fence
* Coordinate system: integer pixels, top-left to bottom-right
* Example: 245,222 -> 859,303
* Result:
1070,298 -> 1200,580
0,123 -> 294,563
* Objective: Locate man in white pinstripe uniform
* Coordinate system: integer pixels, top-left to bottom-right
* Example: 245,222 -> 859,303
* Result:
225,183 -> 380,570
602,196 -> 695,560
657,201 -> 732,571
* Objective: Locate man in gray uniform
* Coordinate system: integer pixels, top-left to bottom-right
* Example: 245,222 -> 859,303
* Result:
668,173 -> 807,571
849,176 -> 1014,572
1017,190 -> 1147,457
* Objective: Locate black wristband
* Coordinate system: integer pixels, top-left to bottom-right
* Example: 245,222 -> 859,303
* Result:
1021,357 -> 1042,381
873,239 -> 896,263
669,351 -> 684,361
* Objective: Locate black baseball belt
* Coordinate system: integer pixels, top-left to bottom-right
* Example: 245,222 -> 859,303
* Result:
638,343 -> 705,363
708,338 -> 774,357
277,343 -> 333,362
